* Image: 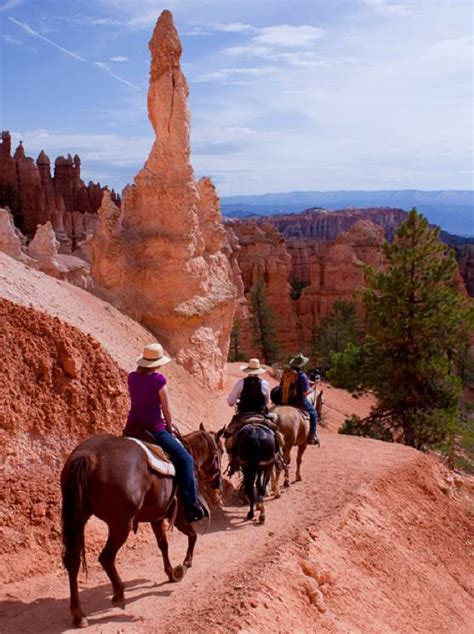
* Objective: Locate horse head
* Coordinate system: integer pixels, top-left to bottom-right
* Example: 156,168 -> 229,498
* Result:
186,423 -> 223,491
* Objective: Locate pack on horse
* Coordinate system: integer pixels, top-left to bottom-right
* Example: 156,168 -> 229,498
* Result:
60,424 -> 222,628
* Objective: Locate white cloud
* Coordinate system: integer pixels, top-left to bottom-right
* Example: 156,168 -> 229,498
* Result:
110,55 -> 129,62
186,21 -> 254,36
1,33 -> 21,45
362,0 -> 410,16
254,24 -> 324,47
11,129 -> 152,164
0,0 -> 23,12
195,66 -> 279,83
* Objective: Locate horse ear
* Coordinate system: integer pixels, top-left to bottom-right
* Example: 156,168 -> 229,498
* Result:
199,422 -> 205,431
215,426 -> 225,442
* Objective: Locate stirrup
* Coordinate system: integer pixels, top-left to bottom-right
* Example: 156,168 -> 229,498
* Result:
307,433 -> 320,446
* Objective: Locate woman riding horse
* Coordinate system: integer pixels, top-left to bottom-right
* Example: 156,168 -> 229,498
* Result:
124,342 -> 208,523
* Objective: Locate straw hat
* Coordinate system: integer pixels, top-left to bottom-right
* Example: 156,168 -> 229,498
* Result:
136,343 -> 171,368
240,358 -> 266,375
289,352 -> 309,368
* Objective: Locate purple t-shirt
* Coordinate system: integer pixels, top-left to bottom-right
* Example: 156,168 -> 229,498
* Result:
125,371 -> 167,435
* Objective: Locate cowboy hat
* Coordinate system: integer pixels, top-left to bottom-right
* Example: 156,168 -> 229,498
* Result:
289,352 -> 309,368
136,343 -> 171,368
239,358 -> 266,375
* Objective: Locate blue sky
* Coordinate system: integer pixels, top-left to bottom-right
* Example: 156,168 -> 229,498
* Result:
1,0 -> 472,195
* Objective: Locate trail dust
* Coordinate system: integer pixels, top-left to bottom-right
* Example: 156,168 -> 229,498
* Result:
1,253 -> 473,633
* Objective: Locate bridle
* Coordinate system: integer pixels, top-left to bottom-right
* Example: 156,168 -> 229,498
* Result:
197,434 -> 222,490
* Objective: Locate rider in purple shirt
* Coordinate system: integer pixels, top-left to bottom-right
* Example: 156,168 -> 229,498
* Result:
124,343 -> 207,523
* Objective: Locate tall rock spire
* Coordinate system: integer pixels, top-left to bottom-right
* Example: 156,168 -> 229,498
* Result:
91,10 -> 237,388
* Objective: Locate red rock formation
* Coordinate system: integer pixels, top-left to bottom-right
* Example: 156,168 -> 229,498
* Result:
226,219 -> 298,355
91,10 -> 237,388
0,131 -> 117,251
228,218 -> 387,357
228,207 -> 472,358
271,207 -> 408,242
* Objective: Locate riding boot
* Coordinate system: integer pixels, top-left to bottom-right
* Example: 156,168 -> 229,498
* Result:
307,432 -> 320,446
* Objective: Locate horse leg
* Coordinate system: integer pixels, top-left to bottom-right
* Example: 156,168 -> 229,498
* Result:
64,538 -> 88,628
296,443 -> 307,482
243,465 -> 256,520
174,508 -> 198,568
150,519 -> 187,583
98,520 -> 131,608
257,467 -> 271,524
271,464 -> 281,498
283,444 -> 292,488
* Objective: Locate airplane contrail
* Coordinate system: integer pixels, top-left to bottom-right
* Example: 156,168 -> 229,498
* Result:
9,16 -> 142,91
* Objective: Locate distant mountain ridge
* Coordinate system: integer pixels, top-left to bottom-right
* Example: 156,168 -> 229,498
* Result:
221,190 -> 473,236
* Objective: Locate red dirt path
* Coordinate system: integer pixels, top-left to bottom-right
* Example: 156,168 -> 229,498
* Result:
0,254 -> 473,633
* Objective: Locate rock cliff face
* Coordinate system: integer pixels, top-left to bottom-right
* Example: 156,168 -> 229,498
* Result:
91,10 -> 237,388
0,207 -> 92,287
228,209 -> 472,359
271,207 -> 408,242
227,217 -> 387,357
0,131 -> 120,251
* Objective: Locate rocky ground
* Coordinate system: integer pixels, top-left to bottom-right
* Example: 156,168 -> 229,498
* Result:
1,254 -> 473,633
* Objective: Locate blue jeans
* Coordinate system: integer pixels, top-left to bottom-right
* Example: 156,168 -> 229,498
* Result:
152,430 -> 199,510
301,398 -> 317,435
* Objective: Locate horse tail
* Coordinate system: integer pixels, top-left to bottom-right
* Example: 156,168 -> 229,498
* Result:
61,455 -> 90,574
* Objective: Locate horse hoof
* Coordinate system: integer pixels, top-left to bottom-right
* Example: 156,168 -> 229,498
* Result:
274,492 -> 281,499
112,594 -> 125,609
259,515 -> 265,524
283,481 -> 290,488
247,511 -> 254,520
73,615 -> 88,628
183,559 -> 193,569
296,475 -> 302,482
171,564 -> 187,582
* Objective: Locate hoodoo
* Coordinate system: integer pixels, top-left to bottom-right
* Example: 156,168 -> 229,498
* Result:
91,10 -> 237,388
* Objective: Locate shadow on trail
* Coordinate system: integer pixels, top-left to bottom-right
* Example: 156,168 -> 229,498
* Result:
0,577 -> 172,633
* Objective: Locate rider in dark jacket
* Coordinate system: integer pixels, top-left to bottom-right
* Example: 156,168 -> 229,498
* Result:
225,358 -> 280,474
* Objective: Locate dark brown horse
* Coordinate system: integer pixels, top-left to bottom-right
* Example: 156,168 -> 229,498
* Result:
60,423 -> 222,628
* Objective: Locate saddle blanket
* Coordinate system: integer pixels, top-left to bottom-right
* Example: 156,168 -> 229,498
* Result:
125,437 -> 176,477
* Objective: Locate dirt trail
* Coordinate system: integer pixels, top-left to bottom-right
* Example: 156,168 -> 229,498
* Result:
1,254 -> 473,632
1,435 -> 472,633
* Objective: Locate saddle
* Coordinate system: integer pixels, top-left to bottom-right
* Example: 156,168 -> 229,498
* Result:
124,431 -> 176,477
224,412 -> 278,438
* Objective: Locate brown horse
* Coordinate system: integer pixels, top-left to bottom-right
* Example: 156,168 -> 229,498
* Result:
270,406 -> 309,497
60,423 -> 222,628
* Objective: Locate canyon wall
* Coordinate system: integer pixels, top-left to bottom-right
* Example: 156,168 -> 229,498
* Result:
91,10 -> 237,388
271,207 -> 408,242
0,131 -> 120,251
228,210 -> 471,359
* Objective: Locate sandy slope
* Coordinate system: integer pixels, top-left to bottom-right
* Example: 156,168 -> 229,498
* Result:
1,253 -> 473,633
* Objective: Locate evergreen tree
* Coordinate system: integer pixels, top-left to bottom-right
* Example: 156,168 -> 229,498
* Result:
311,300 -> 360,373
250,276 -> 280,364
228,319 -> 245,362
350,209 -> 473,450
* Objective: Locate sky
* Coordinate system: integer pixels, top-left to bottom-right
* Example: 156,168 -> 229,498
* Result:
0,0 -> 473,196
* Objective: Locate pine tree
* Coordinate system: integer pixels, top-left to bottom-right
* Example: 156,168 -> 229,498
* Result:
357,209 -> 473,449
312,300 -> 360,373
250,276 -> 280,364
228,319 -> 245,362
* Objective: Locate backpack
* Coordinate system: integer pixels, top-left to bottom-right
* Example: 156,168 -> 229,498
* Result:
280,368 -> 299,405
